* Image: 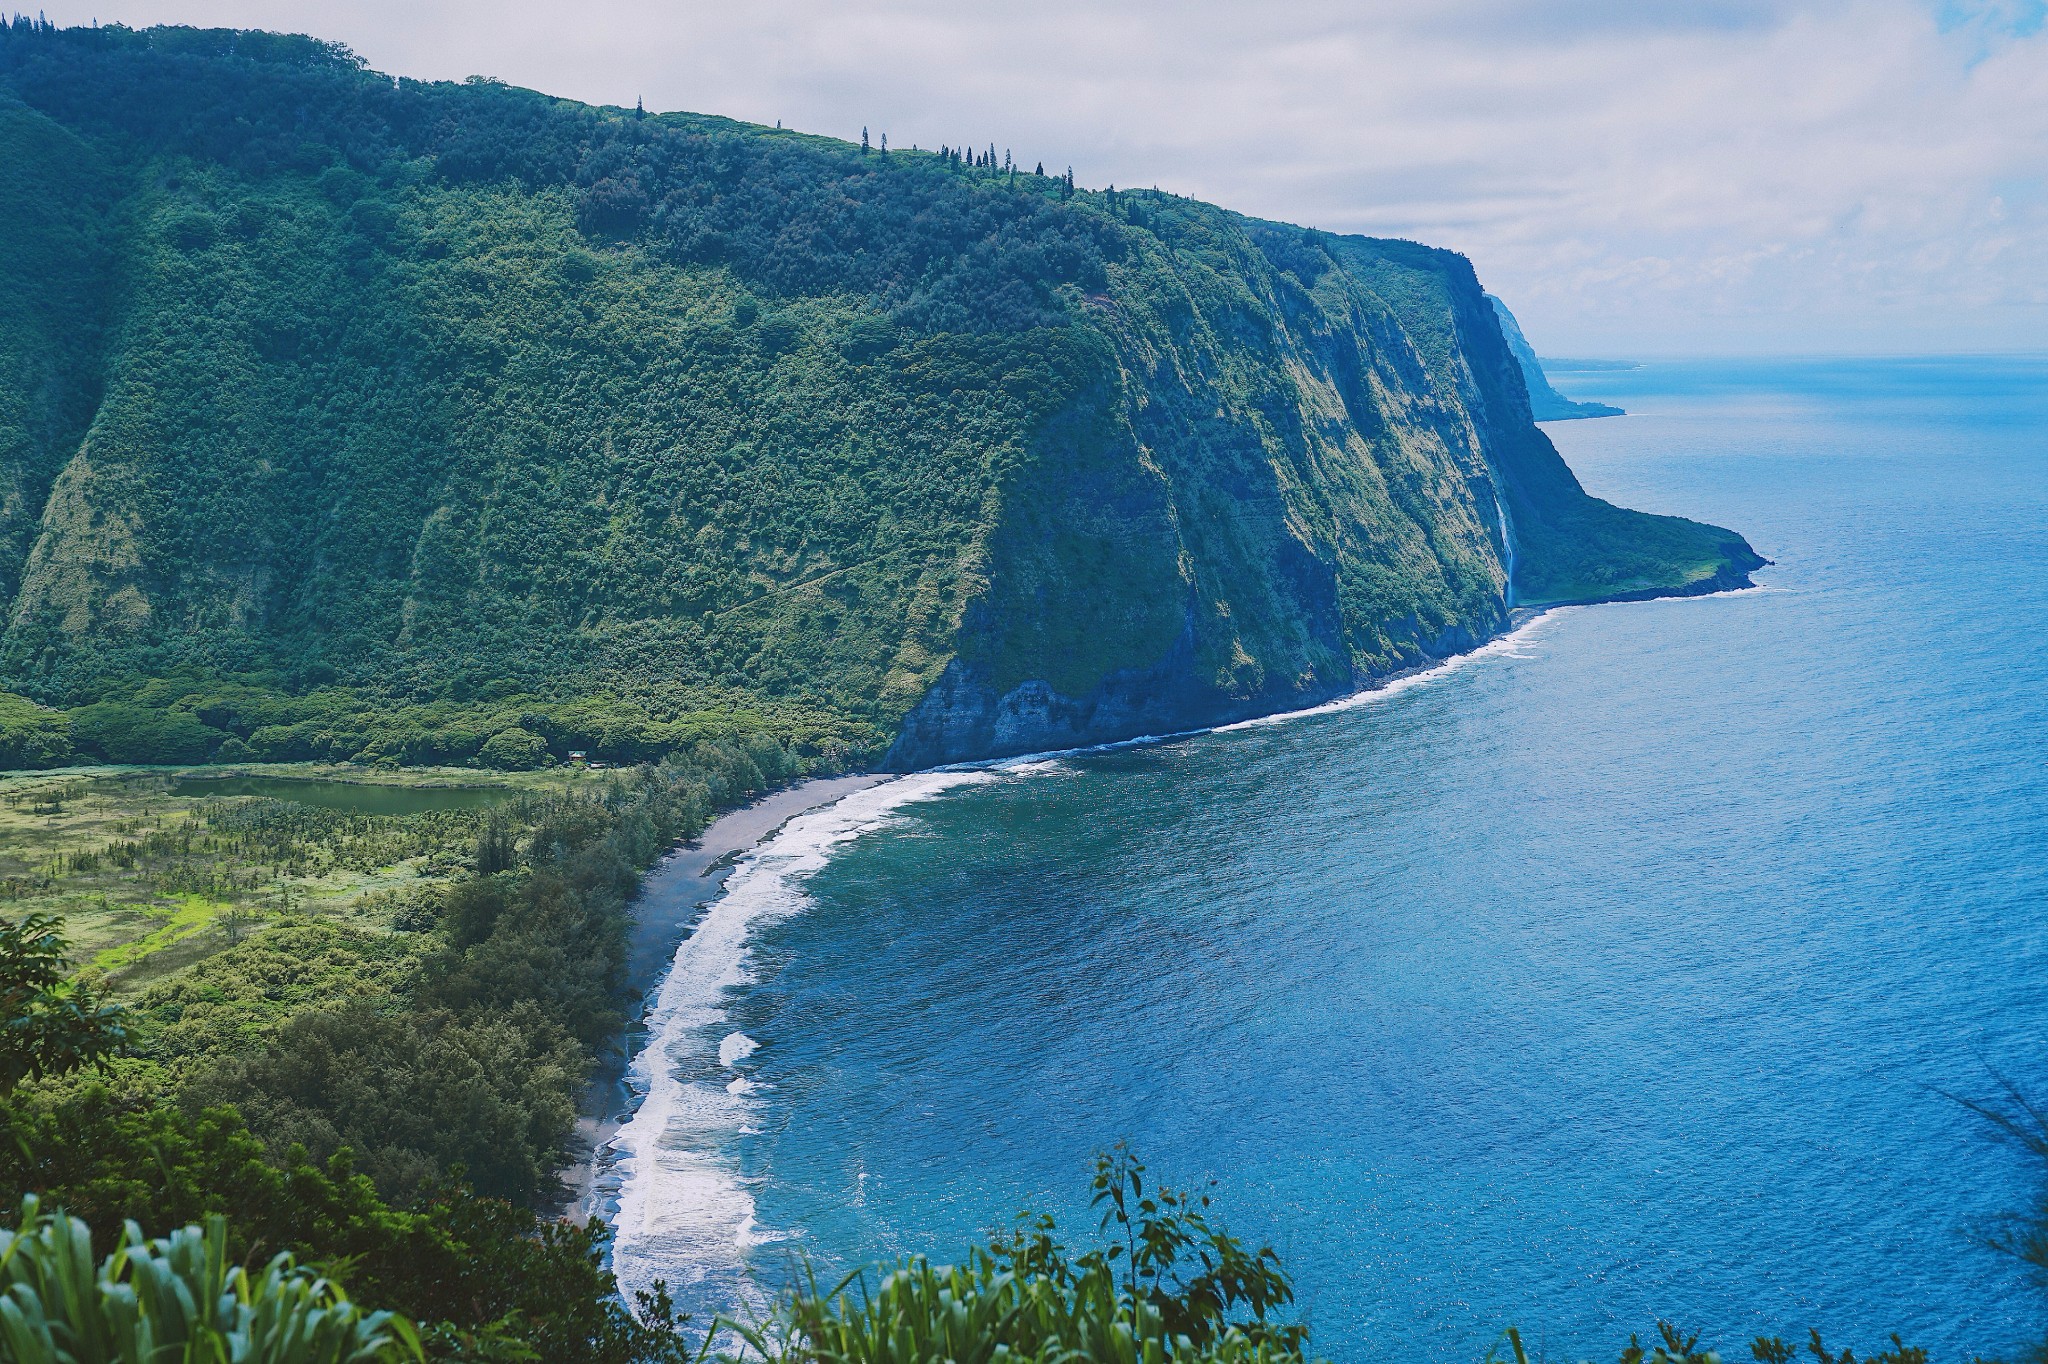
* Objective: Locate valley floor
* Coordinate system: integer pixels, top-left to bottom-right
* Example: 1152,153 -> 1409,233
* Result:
0,762 -> 588,991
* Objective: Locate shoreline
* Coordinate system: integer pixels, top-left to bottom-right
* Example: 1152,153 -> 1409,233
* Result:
566,577 -> 1763,1225
564,609 -> 1530,1224
553,772 -> 889,1222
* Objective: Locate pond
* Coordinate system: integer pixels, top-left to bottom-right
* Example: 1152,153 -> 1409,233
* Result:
169,776 -> 522,816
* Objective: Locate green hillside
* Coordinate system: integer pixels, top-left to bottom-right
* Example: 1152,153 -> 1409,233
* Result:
0,19 -> 1762,771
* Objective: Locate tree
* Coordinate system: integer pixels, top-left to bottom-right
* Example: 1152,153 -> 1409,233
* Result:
0,914 -> 127,1094
476,816 -> 519,876
478,726 -> 549,770
0,1097 -> 693,1363
860,125 -> 869,153
0,1196 -> 422,1364
1952,1073 -> 2048,1353
220,903 -> 255,945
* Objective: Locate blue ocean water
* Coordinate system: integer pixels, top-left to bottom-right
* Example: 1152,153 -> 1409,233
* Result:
608,356 -> 2048,1361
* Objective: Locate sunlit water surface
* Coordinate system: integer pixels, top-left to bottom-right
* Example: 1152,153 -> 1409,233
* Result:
607,357 -> 2048,1361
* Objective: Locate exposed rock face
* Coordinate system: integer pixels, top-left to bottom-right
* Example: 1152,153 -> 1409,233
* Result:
889,620 -> 1494,769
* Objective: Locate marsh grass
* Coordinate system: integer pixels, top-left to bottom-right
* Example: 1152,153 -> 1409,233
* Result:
0,764 -> 578,987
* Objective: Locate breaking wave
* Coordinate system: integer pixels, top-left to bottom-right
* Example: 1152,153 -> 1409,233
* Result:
605,771 -> 996,1311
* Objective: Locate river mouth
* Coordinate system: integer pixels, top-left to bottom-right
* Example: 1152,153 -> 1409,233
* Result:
169,775 -> 520,816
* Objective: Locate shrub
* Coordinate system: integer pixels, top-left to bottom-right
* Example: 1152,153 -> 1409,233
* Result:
0,1195 -> 421,1363
191,999 -> 584,1205
723,1147 -> 1306,1364
0,914 -> 126,1094
720,1153 -> 1931,1364
68,702 -> 226,764
478,726 -> 550,770
0,1096 -> 692,1363
0,692 -> 71,769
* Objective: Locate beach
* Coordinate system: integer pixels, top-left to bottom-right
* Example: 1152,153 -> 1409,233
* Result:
555,772 -> 890,1222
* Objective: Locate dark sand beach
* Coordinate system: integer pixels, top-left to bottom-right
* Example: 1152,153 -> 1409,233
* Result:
557,773 -> 890,1220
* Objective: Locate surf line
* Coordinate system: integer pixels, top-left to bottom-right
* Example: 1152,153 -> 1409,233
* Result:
603,770 -> 996,1311
601,616 -> 1553,1308
599,583 -> 1755,1308
602,606 -> 1565,1309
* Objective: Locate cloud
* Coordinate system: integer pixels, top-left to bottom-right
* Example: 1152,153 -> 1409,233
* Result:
29,0 -> 2048,353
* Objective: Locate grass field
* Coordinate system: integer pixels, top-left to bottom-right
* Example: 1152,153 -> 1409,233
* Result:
0,762 -> 596,992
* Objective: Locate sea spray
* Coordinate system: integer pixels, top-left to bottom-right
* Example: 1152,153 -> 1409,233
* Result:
606,771 -> 998,1310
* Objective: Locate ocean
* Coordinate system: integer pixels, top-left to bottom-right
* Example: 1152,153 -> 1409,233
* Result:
603,356 -> 2048,1360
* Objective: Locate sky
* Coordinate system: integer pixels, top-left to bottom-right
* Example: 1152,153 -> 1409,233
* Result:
28,0 -> 2048,355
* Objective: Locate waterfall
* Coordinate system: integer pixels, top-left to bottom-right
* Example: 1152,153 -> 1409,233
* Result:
1492,484 -> 1517,608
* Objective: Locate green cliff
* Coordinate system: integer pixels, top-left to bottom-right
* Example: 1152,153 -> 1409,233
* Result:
0,20 -> 1762,770
1486,293 -> 1624,420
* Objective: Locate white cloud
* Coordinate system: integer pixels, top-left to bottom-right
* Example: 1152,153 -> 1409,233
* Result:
29,0 -> 2048,353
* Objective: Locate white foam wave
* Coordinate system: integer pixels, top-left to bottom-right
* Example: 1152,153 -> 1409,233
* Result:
991,757 -> 1065,775
606,770 -> 994,1309
602,584 -> 1743,1308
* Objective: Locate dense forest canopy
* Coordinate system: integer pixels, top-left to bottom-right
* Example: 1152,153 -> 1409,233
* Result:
0,16 -> 1757,771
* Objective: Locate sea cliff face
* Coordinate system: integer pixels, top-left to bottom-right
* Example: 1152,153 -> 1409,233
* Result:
1487,294 -> 1624,421
0,23 -> 1762,770
885,233 -> 1761,767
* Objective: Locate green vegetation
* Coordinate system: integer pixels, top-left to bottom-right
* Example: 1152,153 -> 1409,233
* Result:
1,1197 -> 420,1364
712,1150 -> 1942,1364
5,1146 -> 1955,1364
0,16 -> 1783,1361
0,729 -> 815,1360
0,693 -> 70,770
727,1149 -> 1305,1364
1328,236 -> 1762,610
0,766 -> 540,986
1,1100 -> 694,1361
0,677 -> 872,772
0,17 -> 1759,772
0,911 -> 126,1091
1487,294 -> 1624,422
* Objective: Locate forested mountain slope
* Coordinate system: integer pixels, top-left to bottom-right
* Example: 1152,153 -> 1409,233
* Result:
0,19 -> 1762,769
